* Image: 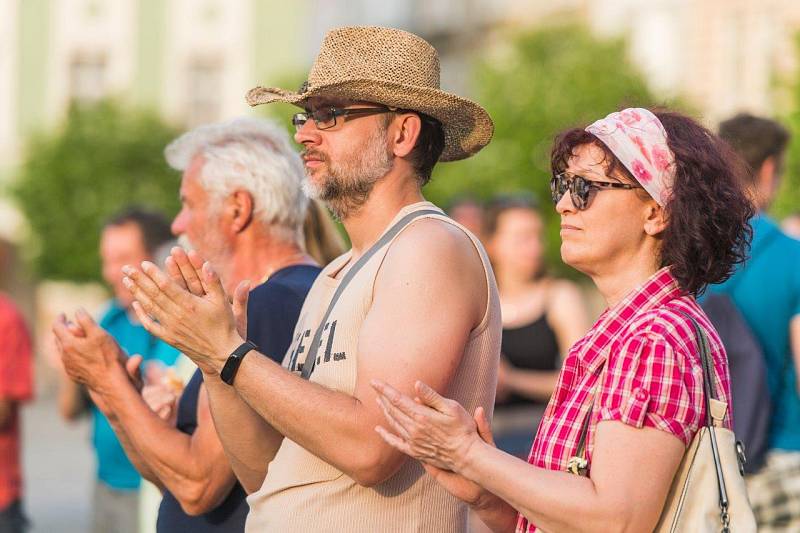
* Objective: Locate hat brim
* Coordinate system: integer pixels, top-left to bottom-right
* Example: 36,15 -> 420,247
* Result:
246,80 -> 493,162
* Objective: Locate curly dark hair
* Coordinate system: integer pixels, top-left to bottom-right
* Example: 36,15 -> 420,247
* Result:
551,110 -> 753,296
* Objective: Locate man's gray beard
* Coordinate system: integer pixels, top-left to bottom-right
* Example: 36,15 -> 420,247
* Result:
175,212 -> 230,272
176,234 -> 194,252
303,128 -> 394,220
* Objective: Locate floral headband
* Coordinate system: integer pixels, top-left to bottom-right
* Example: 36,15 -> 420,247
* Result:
585,108 -> 676,206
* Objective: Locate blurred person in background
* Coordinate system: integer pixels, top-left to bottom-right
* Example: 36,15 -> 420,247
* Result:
55,117 -> 324,533
781,212 -> 800,240
0,293 -> 33,533
484,195 -> 589,457
57,208 -> 180,533
372,108 -> 752,532
447,195 -> 486,241
710,113 -> 800,531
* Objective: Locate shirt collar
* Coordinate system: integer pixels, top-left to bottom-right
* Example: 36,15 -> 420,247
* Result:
576,267 -> 682,372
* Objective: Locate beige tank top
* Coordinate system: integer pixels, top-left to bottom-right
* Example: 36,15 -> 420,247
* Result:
245,202 -> 501,533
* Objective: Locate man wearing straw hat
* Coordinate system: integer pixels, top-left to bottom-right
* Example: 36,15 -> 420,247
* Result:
121,26 -> 501,532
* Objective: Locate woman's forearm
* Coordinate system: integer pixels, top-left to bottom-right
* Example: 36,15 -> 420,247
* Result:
460,441 -> 623,533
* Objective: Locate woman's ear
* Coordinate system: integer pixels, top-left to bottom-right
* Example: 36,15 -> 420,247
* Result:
643,201 -> 668,236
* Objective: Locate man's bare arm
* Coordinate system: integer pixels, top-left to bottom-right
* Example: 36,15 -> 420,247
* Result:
54,313 -> 239,515
91,388 -> 164,489
98,371 -> 238,515
202,376 -> 284,493
216,220 -> 487,485
167,248 -> 285,494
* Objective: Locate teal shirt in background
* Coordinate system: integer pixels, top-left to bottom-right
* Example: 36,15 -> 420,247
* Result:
93,300 -> 180,490
704,214 -> 800,451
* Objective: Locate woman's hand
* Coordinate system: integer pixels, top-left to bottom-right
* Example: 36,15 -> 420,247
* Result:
420,406 -> 498,507
373,379 -> 521,532
371,379 -> 489,474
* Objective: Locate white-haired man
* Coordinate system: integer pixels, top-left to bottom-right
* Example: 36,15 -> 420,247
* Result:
121,26 -> 502,532
54,117 -> 320,532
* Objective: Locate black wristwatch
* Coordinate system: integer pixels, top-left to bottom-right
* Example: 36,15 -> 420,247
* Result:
220,341 -> 258,385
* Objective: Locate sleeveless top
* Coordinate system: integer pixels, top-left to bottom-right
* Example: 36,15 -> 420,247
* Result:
245,202 -> 502,533
498,314 -> 560,407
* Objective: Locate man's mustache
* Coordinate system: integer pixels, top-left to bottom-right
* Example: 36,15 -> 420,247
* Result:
301,149 -> 327,162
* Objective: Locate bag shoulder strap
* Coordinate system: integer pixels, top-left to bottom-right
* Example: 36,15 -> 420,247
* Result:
300,208 -> 442,379
678,311 -> 733,527
678,311 -> 720,427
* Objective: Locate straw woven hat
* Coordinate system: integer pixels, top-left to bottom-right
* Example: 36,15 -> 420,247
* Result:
246,26 -> 493,162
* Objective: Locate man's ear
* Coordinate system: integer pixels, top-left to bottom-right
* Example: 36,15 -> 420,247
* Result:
643,201 -> 668,236
390,113 -> 422,158
230,190 -> 254,233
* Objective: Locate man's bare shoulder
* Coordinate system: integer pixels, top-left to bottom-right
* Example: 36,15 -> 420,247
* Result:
370,217 -> 487,331
384,217 -> 483,274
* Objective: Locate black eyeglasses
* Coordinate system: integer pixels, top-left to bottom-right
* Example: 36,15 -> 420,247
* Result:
550,172 -> 642,210
291,106 -> 394,132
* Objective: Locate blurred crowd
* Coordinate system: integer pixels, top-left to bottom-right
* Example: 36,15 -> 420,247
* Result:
1,24 -> 800,533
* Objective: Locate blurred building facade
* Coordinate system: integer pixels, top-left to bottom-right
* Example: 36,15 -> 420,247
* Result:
587,0 -> 800,122
3,0 -> 800,240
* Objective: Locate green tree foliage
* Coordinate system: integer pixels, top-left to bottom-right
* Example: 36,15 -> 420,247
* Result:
427,23 -> 657,273
773,35 -> 800,220
13,100 -> 181,282
773,121 -> 800,219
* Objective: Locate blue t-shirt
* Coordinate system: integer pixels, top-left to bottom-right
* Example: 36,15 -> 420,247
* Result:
94,300 -> 180,490
156,264 -> 320,533
705,214 -> 800,450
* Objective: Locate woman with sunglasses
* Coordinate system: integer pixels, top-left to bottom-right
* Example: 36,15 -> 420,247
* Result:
483,194 -> 590,459
370,108 -> 752,532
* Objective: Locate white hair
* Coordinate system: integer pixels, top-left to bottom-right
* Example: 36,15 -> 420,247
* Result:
165,116 -> 308,244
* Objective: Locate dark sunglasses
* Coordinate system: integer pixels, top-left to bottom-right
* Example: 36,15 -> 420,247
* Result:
291,106 -> 394,132
550,172 -> 642,210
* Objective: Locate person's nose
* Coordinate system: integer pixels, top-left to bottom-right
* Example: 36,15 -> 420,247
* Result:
293,118 -> 322,146
555,188 -> 577,215
171,209 -> 187,237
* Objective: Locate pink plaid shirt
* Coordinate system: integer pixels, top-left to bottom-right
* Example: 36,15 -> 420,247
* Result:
516,268 -> 731,533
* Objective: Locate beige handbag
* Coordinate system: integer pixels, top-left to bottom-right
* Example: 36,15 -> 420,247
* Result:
567,315 -> 757,532
653,315 -> 757,532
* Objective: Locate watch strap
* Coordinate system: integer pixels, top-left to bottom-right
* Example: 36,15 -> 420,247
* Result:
220,340 -> 258,385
